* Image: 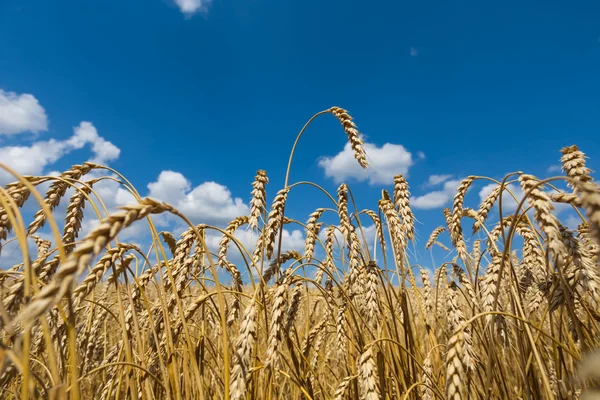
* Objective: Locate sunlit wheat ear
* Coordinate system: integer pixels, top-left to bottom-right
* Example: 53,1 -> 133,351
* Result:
70,244 -> 138,310
362,209 -> 386,255
337,184 -> 352,235
450,176 -> 475,259
426,226 -> 446,249
285,280 -> 302,332
434,264 -> 448,322
27,163 -> 96,235
248,169 -> 268,230
420,353 -> 434,400
357,345 -> 380,400
63,179 -> 98,252
229,297 -> 258,400
265,277 -> 290,369
445,330 -> 467,400
560,145 -> 593,191
329,106 -> 368,168
159,231 -> 177,256
218,215 -> 249,267
519,174 -> 566,261
3,252 -> 52,313
264,187 -> 290,259
451,264 -> 477,309
447,282 -> 477,373
365,261 -> 380,328
31,235 -> 51,258
575,181 -> 600,244
0,183 -> 35,241
473,184 -> 502,233
333,375 -> 356,400
393,174 -> 414,240
336,303 -> 348,362
304,208 -> 326,262
419,267 -> 434,326
378,191 -> 407,256
10,198 -> 173,332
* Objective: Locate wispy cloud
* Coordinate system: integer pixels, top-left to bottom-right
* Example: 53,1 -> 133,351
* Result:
174,0 -> 212,15
411,179 -> 461,209
410,47 -> 418,57
424,174 -> 453,187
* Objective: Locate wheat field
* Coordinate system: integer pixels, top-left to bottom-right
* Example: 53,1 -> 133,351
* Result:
1,106 -> 600,399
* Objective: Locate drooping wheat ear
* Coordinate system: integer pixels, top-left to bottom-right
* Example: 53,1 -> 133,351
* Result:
393,174 -> 414,240
11,198 -> 173,332
362,209 -> 386,254
473,185 -> 502,233
445,330 -> 467,400
263,187 -> 290,259
159,231 -> 177,256
450,176 -> 475,259
426,227 -> 446,249
63,179 -> 98,252
248,169 -> 269,230
72,244 -> 139,308
519,174 -> 566,261
304,208 -> 326,262
447,282 -> 477,373
549,192 -> 582,207
333,375 -> 357,400
262,250 -> 301,283
574,181 -> 600,244
285,280 -> 303,332
560,145 -> 593,192
379,190 -> 407,260
451,264 -> 477,309
357,345 -> 380,400
31,235 -> 51,258
229,296 -> 258,400
27,163 -> 96,235
329,106 -> 368,168
218,215 -> 249,267
265,276 -> 290,369
3,252 -> 51,313
0,185 -> 32,242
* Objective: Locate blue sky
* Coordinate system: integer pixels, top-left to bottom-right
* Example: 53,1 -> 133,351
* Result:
1,0 -> 599,270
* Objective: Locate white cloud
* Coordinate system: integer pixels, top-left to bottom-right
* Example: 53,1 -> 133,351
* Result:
412,179 -> 461,209
0,90 -> 48,135
547,165 -> 562,173
147,171 -> 249,226
318,142 -> 414,185
0,122 -> 120,185
174,0 -> 211,15
425,174 -> 453,187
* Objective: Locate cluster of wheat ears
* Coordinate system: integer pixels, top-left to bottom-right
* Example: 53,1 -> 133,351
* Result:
1,106 -> 600,400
